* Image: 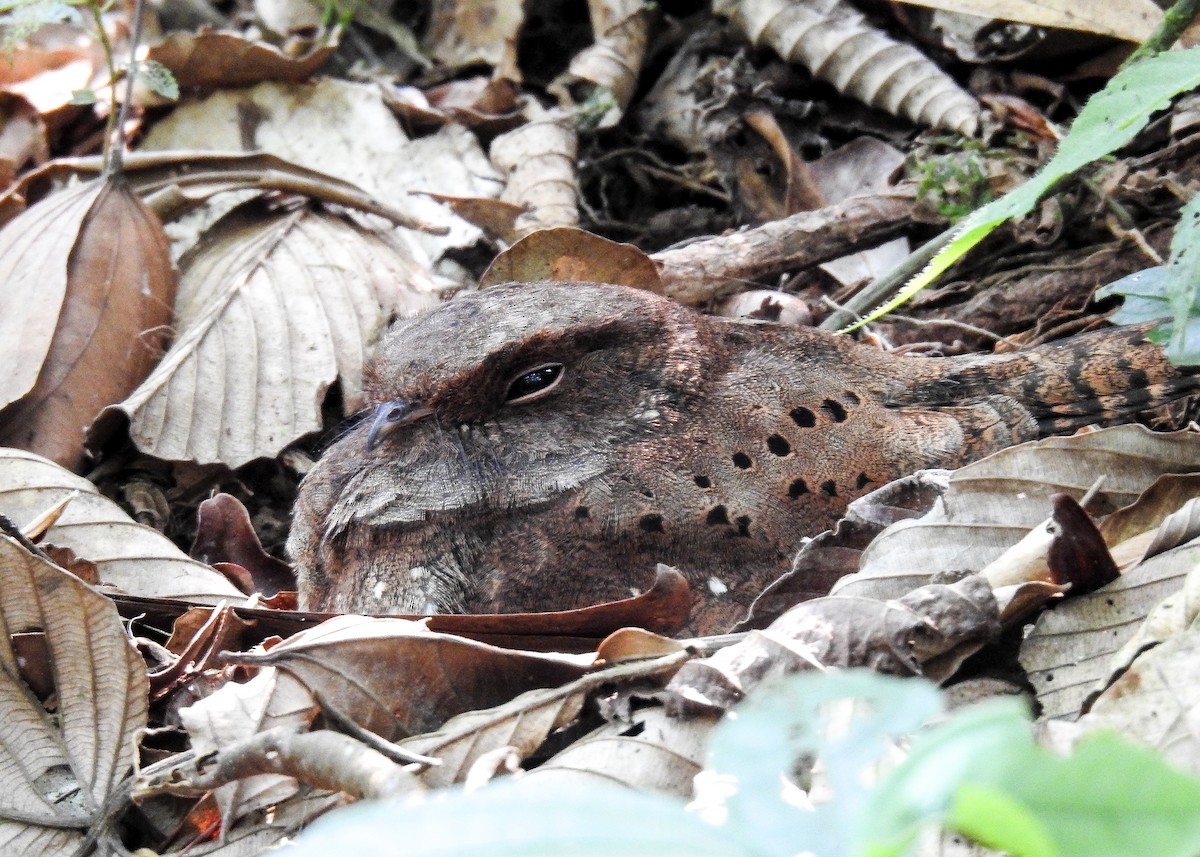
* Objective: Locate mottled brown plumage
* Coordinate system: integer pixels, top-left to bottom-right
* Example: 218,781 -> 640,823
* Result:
288,281 -> 1196,634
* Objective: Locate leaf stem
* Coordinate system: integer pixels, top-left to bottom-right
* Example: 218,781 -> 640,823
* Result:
1122,0 -> 1200,69
103,0 -> 147,178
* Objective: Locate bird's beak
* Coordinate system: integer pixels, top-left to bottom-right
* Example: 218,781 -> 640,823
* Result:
365,400 -> 433,451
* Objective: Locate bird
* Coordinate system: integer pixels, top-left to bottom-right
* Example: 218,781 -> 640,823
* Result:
288,280 -> 1197,635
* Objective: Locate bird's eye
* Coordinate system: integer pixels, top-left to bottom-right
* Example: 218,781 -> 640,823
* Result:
505,363 -> 564,403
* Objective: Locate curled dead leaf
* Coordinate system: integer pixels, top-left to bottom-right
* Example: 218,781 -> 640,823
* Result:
715,0 -> 981,135
489,111 -> 580,235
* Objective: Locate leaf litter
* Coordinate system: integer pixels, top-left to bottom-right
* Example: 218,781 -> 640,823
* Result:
0,0 -> 1199,852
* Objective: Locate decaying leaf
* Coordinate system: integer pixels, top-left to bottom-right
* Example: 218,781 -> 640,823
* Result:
146,28 -> 339,90
528,705 -> 714,798
0,534 -> 148,856
236,615 -> 592,740
191,493 -> 296,597
0,178 -> 175,469
1076,567 -> 1200,774
666,574 -> 1000,714
107,202 -> 438,466
1021,511 -> 1200,720
896,0 -> 1162,43
425,0 -> 525,79
740,469 -> 952,630
0,93 -> 48,190
714,0 -> 981,135
480,225 -> 662,289
0,447 -> 245,602
139,78 -> 501,261
178,668 -> 318,828
833,426 -> 1200,602
548,0 -> 650,126
489,110 -> 580,235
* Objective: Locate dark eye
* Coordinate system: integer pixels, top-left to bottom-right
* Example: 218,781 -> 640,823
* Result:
505,363 -> 564,403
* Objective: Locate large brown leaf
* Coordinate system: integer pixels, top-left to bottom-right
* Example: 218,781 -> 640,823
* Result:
0,178 -> 175,469
832,426 -> 1200,602
236,615 -> 591,740
0,447 -> 246,602
0,534 -> 149,856
108,202 -> 438,466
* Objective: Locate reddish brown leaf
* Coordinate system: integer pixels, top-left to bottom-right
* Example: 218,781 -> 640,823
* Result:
1046,493 -> 1120,594
191,493 -> 296,597
0,179 -> 175,469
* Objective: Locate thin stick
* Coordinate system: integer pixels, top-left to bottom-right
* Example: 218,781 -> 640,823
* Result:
104,0 -> 148,178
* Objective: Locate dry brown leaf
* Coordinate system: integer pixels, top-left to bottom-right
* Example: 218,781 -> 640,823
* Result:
178,668 -> 317,828
0,24 -> 99,121
0,534 -> 148,856
191,493 -> 295,597
415,192 -> 526,243
666,574 -> 999,714
402,683 -> 588,789
548,0 -> 650,125
481,225 -> 662,289
383,78 -> 521,134
0,181 -> 90,408
2,150 -> 446,233
1075,567 -> 1200,774
832,426 -> 1200,603
741,469 -> 951,630
426,0 -> 525,79
107,203 -> 437,466
0,179 -> 175,469
1096,548 -> 1200,685
489,110 -> 580,235
401,649 -> 690,789
139,79 -> 500,262
1020,520 -> 1200,720
1099,473 -> 1200,553
715,0 -> 981,135
810,138 -> 910,288
528,705 -> 714,798
895,0 -> 1161,43
0,447 -> 245,602
236,615 -> 592,740
981,494 -> 1118,593
0,93 -> 48,190
147,29 -> 338,89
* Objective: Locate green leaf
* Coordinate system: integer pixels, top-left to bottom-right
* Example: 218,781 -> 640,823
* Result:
861,700 -> 1200,857
858,698 -> 1033,857
708,671 -> 944,857
137,59 -> 179,101
841,47 -> 1200,333
1097,192 -> 1200,365
69,88 -> 97,105
276,777 -> 761,857
950,784 -> 1056,857
0,0 -> 78,48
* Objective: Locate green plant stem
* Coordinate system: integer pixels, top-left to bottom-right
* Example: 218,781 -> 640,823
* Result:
87,0 -> 117,173
818,227 -> 955,331
1122,0 -> 1200,69
103,0 -> 145,178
